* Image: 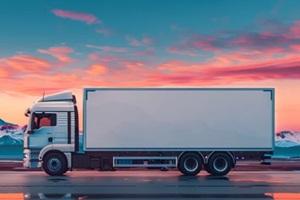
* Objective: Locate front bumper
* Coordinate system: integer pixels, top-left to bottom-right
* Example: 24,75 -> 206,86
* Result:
23,149 -> 40,168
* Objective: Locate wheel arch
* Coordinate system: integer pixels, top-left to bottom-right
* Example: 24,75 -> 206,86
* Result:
178,151 -> 205,164
39,145 -> 72,169
206,151 -> 235,167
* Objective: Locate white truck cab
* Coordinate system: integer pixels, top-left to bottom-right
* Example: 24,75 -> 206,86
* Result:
23,92 -> 79,175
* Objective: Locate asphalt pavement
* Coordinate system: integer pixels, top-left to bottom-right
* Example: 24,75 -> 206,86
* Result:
0,169 -> 300,199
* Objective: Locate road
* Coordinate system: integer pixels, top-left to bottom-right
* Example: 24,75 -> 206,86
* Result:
0,170 -> 300,199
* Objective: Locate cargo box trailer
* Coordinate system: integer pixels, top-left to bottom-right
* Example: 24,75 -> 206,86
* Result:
23,88 -> 274,176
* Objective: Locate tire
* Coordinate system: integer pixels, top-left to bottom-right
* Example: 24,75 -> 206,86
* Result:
177,163 -> 183,173
42,152 -> 68,176
178,153 -> 202,176
207,153 -> 232,176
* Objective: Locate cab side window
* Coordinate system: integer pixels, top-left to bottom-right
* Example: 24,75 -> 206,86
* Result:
33,113 -> 57,129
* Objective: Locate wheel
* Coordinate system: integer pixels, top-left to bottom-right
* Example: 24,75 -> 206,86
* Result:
177,163 -> 183,173
42,152 -> 68,176
207,153 -> 232,176
178,153 -> 202,176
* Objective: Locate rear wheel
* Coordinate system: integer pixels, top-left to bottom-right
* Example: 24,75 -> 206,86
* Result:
207,153 -> 232,176
42,152 -> 68,176
178,153 -> 202,176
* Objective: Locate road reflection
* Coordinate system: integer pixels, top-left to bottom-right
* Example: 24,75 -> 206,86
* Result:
0,192 -> 299,199
265,193 -> 300,199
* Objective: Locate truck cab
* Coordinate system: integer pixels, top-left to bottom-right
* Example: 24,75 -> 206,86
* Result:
23,92 -> 79,174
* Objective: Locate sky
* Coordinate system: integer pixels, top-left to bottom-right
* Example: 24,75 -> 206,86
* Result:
0,0 -> 300,132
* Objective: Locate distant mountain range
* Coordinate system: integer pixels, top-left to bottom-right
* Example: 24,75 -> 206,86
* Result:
0,119 -> 17,126
0,118 -> 299,148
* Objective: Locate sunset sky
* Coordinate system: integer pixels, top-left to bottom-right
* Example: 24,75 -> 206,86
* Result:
0,0 -> 300,132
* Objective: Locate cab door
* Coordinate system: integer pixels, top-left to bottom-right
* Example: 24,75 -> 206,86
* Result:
28,112 -> 56,149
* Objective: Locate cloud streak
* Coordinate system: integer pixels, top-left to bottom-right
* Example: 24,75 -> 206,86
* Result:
86,45 -> 128,52
126,36 -> 156,46
1,51 -> 300,96
0,55 -> 51,74
168,19 -> 300,56
95,28 -> 115,36
2,19 -> 300,96
52,9 -> 101,25
38,46 -> 74,63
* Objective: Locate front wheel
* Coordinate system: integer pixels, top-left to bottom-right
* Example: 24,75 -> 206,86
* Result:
42,152 -> 68,176
178,153 -> 202,176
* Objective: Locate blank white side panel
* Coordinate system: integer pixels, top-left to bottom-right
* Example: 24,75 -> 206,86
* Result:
84,89 -> 273,150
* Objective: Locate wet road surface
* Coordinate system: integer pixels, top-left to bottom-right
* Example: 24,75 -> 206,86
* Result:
0,170 -> 299,199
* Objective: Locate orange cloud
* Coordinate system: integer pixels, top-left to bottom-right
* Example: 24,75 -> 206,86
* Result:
156,60 -> 201,72
0,55 -> 51,73
38,46 -> 74,63
86,63 -> 108,75
88,53 -> 120,62
119,61 -> 145,71
0,65 -> 10,77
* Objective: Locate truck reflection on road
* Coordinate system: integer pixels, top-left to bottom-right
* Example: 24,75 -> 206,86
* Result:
0,192 -> 295,200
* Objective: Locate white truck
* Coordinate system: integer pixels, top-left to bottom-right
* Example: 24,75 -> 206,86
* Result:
23,88 -> 274,176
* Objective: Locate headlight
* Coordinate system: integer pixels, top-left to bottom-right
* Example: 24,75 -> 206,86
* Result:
23,154 -> 28,158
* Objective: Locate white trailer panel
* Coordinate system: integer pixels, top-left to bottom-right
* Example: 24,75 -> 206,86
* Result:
83,88 -> 274,151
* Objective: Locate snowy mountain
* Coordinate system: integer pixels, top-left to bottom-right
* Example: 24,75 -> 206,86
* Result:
275,131 -> 300,147
0,118 -> 17,126
0,127 -> 24,145
0,118 -> 299,148
0,118 -> 23,145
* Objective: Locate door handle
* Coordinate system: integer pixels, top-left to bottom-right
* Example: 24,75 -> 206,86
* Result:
48,137 -> 53,142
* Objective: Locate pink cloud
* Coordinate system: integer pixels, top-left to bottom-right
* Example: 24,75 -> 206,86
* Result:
86,63 -> 108,75
260,30 -> 276,38
230,37 -> 254,45
192,37 -> 219,51
142,38 -> 156,45
88,53 -> 121,62
126,36 -> 143,46
168,36 -> 220,55
38,46 -> 74,63
1,73 -> 82,95
146,73 -> 197,85
135,47 -> 155,57
2,42 -> 300,97
0,55 -> 51,73
86,45 -> 128,52
156,60 -> 196,72
168,20 -> 300,57
0,65 -> 10,78
166,47 -> 197,56
52,9 -> 101,25
290,44 -> 300,51
119,61 -> 145,71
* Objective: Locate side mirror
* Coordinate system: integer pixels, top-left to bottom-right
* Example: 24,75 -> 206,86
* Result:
24,108 -> 31,117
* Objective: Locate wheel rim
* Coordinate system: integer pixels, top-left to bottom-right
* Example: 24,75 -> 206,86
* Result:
47,157 -> 62,172
183,157 -> 199,172
213,157 -> 228,172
